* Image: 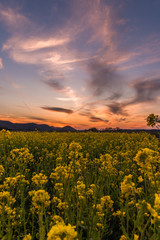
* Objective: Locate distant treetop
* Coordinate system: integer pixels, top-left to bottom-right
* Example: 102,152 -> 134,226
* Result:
147,113 -> 160,128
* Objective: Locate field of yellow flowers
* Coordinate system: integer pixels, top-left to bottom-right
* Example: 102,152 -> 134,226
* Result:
0,129 -> 160,240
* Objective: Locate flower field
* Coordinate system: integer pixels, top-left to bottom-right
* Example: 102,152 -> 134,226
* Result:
0,129 -> 160,240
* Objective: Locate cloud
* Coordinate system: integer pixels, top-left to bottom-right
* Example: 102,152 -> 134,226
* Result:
130,78 -> 160,104
1,0 -> 119,72
71,0 -> 116,48
27,116 -> 47,121
118,118 -> 126,122
89,116 -> 109,123
45,79 -> 65,91
3,37 -> 70,52
0,58 -> 3,69
107,77 -> 160,116
44,77 -> 81,106
107,102 -> 128,116
0,4 -> 29,29
79,110 -> 109,123
87,59 -> 123,97
41,106 -> 74,114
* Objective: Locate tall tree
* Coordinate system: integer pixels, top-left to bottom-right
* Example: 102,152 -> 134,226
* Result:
147,113 -> 160,127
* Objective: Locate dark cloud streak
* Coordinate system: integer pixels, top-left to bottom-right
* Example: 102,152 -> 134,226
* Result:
27,116 -> 46,121
89,116 -> 109,123
107,77 -> 160,116
87,59 -> 123,98
108,102 -> 128,116
45,79 -> 65,91
41,106 -> 74,114
130,78 -> 160,104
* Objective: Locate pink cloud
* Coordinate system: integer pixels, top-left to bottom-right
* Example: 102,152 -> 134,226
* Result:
3,37 -> 70,52
0,58 -> 3,69
0,5 -> 29,29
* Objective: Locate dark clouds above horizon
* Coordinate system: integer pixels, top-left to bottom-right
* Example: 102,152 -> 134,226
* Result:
41,106 -> 74,114
87,60 -> 124,98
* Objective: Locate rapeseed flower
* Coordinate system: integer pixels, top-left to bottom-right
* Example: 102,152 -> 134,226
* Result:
154,193 -> 160,211
23,233 -> 32,240
0,165 -> 4,177
121,174 -> 135,198
120,235 -> 127,240
47,222 -> 77,240
32,173 -> 48,187
29,189 -> 50,211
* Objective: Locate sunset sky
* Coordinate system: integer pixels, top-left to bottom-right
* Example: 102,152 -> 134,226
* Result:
0,0 -> 160,129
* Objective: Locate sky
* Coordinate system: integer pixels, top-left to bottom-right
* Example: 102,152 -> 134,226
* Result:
0,0 -> 160,129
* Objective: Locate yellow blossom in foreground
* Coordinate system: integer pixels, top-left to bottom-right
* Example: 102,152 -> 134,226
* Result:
138,176 -> 143,183
121,174 -> 135,198
32,173 -> 48,186
113,210 -> 125,217
0,165 -> 4,176
51,215 -> 64,225
120,235 -> 127,240
47,222 -> 77,240
29,189 -> 50,211
134,234 -> 139,240
154,193 -> 160,211
23,233 -> 32,240
0,191 -> 16,205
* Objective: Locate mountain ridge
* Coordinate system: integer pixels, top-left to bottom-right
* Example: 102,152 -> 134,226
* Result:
0,120 -> 77,132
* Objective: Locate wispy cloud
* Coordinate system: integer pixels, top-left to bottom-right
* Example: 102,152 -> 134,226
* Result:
130,78 -> 160,104
89,116 -> 109,123
41,106 -> 74,114
0,4 -> 29,29
71,0 -> 116,48
3,37 -> 70,52
0,58 -> 3,69
44,78 -> 82,106
45,79 -> 65,91
107,102 -> 128,116
87,59 -> 124,98
79,110 -> 109,123
106,77 -> 160,116
26,116 -> 47,121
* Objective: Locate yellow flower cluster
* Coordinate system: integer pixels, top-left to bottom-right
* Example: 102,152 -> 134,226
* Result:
86,184 -> 96,197
32,173 -> 48,187
3,173 -> 29,190
29,189 -> 50,211
10,148 -> 34,164
52,196 -> 68,211
120,235 -> 127,240
50,215 -> 64,225
134,234 -> 139,240
23,233 -> 32,240
0,191 -> 16,216
75,180 -> 86,201
47,222 -> 77,240
0,164 -> 4,177
54,182 -> 64,199
0,191 -> 16,205
134,148 -> 160,184
95,195 -> 113,221
50,165 -> 70,181
121,174 -> 135,198
154,193 -> 160,211
113,210 -> 125,217
99,154 -> 117,176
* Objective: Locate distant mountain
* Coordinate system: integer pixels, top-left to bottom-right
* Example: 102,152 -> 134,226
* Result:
61,125 -> 77,132
0,120 -> 76,132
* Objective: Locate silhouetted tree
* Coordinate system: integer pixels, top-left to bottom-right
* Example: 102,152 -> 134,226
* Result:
147,113 -> 160,127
